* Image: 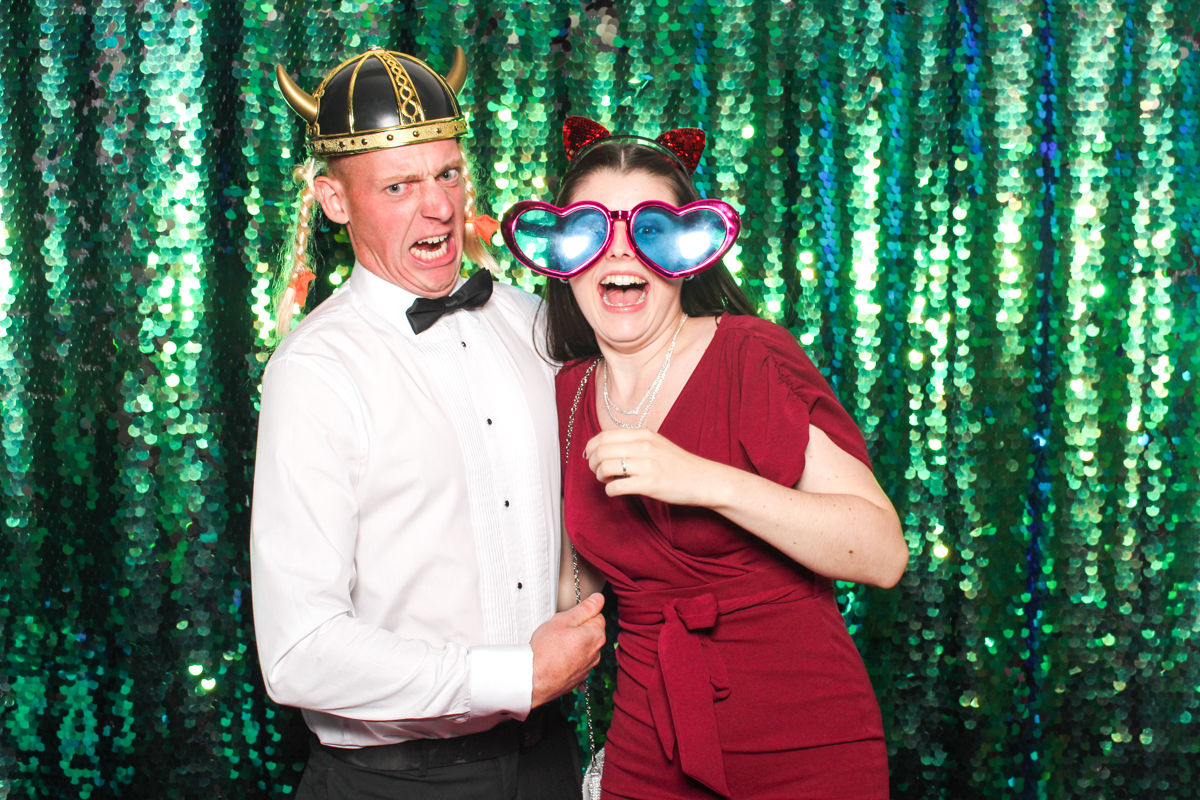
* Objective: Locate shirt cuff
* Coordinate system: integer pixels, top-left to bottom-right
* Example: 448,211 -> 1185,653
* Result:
466,644 -> 534,722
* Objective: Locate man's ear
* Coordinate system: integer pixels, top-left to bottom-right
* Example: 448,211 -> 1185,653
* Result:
313,174 -> 350,225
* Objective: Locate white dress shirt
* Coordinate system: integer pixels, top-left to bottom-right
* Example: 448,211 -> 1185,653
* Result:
250,265 -> 560,747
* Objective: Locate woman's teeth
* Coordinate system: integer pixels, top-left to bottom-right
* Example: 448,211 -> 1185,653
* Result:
600,275 -> 647,307
411,234 -> 450,260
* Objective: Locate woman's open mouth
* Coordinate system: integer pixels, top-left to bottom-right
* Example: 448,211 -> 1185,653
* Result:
410,234 -> 451,262
599,274 -> 648,308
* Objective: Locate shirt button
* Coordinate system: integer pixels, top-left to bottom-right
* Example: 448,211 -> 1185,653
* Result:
517,582 -> 523,590
461,341 -> 467,348
487,418 -> 493,425
504,500 -> 510,507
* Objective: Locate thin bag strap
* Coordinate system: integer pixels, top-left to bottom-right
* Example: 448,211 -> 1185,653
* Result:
564,358 -> 599,468
564,358 -> 600,759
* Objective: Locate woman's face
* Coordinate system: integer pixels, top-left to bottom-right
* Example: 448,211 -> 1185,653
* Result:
565,168 -> 685,353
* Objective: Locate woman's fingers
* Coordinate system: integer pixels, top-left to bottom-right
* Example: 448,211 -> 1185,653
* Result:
592,454 -> 631,482
587,442 -> 649,470
582,428 -> 653,458
584,431 -> 658,473
593,457 -> 651,495
591,453 -> 668,495
583,428 -> 711,502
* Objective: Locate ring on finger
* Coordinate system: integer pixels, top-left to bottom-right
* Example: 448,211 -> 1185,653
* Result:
621,457 -> 628,477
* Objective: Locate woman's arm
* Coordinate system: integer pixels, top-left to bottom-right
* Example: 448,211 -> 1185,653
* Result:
557,511 -> 608,610
583,425 -> 908,588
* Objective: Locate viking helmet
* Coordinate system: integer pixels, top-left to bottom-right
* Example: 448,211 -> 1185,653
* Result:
275,46 -> 468,156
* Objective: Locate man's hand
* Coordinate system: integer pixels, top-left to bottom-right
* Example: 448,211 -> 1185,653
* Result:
530,592 -> 606,707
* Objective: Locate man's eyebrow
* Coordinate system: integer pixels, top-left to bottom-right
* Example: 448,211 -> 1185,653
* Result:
379,171 -> 421,185
379,160 -> 464,186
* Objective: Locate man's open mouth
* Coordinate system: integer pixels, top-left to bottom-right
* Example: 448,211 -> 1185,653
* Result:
411,234 -> 450,261
599,274 -> 647,308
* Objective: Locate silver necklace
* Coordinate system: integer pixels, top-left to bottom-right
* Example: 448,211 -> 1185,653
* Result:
606,328 -> 675,417
603,314 -> 688,430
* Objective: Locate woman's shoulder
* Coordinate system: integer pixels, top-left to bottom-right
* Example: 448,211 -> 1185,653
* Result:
712,315 -> 824,397
716,313 -> 796,342
715,314 -> 811,363
715,316 -> 869,466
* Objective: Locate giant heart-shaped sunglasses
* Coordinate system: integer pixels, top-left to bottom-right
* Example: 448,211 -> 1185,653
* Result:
500,200 -> 742,279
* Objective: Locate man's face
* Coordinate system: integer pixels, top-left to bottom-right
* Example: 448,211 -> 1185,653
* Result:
315,139 -> 466,298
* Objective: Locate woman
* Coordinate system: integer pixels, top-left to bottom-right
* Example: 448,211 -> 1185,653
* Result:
504,118 -> 909,799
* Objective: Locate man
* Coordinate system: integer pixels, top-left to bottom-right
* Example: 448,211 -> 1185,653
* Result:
251,46 -> 605,799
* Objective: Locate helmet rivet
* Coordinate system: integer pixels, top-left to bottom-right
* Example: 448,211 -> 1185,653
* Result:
387,134 -> 394,141
413,131 -> 420,137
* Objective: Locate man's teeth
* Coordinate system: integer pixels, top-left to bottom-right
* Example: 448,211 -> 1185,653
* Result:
412,234 -> 450,260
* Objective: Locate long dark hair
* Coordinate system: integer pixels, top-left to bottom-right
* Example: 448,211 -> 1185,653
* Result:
540,140 -> 756,362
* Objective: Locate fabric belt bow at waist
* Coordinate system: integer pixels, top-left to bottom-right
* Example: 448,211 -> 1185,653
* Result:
620,566 -> 831,798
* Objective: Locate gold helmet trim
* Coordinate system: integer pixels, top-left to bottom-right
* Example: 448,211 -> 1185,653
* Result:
310,118 -> 469,156
374,49 -> 426,127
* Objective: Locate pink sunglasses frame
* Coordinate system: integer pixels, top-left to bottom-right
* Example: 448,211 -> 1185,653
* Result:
499,199 -> 742,279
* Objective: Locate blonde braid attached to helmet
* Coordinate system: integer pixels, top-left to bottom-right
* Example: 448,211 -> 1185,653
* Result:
273,157 -> 322,339
461,155 -> 500,276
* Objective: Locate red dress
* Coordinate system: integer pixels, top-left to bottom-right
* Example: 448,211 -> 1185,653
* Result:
556,315 -> 888,800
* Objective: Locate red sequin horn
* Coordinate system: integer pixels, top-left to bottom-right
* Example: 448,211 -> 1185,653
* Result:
562,116 -> 707,173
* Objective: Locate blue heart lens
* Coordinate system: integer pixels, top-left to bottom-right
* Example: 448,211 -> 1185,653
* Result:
630,207 -> 728,274
512,208 -> 609,274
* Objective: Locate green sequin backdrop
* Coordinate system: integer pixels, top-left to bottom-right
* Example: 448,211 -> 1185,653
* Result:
0,0 -> 1197,797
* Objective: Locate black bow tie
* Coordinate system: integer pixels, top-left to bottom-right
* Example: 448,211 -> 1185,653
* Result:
406,270 -> 494,334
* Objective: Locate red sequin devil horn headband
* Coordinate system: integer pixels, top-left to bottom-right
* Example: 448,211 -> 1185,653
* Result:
562,116 -> 707,174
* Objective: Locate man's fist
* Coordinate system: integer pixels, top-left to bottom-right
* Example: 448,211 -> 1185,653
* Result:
530,593 -> 606,707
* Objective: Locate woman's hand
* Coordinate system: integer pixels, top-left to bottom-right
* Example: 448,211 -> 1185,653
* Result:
583,428 -> 728,507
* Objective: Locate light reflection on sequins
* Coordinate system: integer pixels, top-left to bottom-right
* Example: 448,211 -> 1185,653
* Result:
0,2 -> 1196,798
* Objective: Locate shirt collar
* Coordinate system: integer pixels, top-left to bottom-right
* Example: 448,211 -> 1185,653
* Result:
349,262 -> 468,336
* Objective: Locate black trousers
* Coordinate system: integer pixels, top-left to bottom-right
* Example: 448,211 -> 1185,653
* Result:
295,708 -> 582,800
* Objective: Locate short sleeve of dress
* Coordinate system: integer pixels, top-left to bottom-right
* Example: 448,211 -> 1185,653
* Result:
734,318 -> 872,489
